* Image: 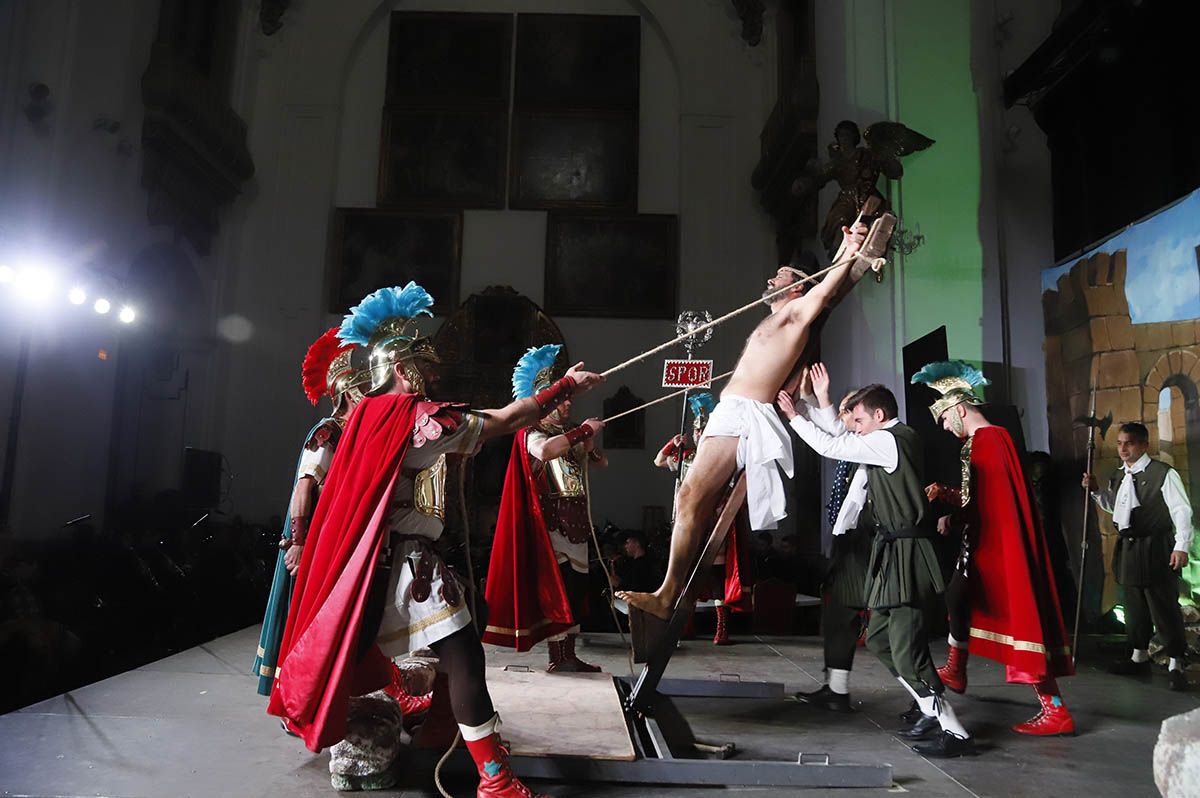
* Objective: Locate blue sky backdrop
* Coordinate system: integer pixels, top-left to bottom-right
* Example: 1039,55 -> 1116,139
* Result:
1042,188 -> 1200,325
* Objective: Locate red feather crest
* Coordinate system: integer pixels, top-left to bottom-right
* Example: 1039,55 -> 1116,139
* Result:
302,328 -> 354,405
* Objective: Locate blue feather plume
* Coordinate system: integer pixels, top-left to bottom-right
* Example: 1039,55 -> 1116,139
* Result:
910,360 -> 990,388
687,391 -> 715,418
512,344 -> 562,399
337,282 -> 434,346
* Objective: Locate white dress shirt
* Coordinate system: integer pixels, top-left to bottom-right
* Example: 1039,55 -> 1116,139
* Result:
1091,453 -> 1195,553
788,411 -> 901,473
800,399 -> 869,537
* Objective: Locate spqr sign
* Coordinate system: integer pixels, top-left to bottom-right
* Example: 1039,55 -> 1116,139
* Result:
662,359 -> 713,389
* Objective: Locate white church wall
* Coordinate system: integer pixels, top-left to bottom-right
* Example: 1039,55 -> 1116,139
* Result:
214,0 -> 777,531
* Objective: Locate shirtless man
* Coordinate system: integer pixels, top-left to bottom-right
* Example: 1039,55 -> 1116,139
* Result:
618,223 -> 869,619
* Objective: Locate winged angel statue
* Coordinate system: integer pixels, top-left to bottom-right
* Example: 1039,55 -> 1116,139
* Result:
791,120 -> 934,257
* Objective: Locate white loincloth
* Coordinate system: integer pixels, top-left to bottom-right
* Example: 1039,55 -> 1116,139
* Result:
376,540 -> 472,657
700,393 -> 794,530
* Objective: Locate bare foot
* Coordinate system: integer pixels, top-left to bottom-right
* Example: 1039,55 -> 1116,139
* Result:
616,590 -> 674,621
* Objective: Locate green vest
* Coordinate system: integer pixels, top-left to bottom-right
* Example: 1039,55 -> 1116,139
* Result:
1106,459 -> 1174,539
865,423 -> 927,534
1107,458 -> 1177,587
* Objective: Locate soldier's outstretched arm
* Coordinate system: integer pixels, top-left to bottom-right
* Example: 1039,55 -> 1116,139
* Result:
475,362 -> 604,442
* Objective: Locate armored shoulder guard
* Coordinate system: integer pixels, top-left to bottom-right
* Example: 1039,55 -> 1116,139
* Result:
412,401 -> 470,448
304,419 -> 342,452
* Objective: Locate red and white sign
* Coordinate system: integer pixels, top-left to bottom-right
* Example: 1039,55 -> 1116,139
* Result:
662,359 -> 713,388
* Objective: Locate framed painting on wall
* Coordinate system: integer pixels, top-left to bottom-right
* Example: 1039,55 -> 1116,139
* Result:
509,111 -> 637,209
328,208 -> 461,314
514,14 -> 640,109
544,212 -> 678,319
385,12 -> 513,107
378,107 -> 507,208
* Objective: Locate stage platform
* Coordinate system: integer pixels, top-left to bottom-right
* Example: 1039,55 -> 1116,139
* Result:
1,625 -> 1194,797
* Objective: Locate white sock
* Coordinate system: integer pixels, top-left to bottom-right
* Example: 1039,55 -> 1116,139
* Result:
1131,649 -> 1150,663
458,712 -> 500,742
932,694 -> 970,739
828,668 -> 850,695
948,633 -> 968,650
548,632 -> 568,643
897,676 -> 922,703
915,693 -> 938,719
1169,657 -> 1183,672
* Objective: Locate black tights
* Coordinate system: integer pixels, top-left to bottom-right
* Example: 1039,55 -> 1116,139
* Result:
945,570 -> 970,643
430,625 -> 495,728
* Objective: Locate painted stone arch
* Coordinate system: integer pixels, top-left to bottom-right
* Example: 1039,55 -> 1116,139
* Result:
1143,348 -> 1200,506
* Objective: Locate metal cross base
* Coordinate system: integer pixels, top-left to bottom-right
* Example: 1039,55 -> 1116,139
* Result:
417,677 -> 892,789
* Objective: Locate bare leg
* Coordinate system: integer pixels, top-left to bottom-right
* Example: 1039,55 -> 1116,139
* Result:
618,435 -> 739,619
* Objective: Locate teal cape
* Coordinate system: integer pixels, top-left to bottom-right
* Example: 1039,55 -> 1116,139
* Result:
252,418 -> 341,696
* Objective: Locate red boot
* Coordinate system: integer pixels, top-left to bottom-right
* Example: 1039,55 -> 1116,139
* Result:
937,646 -> 968,694
464,728 -> 551,797
1013,685 -> 1075,736
713,605 -> 731,645
382,661 -> 433,730
560,634 -> 601,673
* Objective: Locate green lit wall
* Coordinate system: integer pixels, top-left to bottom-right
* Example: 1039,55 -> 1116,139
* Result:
838,0 -> 986,379
890,1 -> 984,369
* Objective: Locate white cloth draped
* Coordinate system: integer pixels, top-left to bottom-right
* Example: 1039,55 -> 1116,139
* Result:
1112,467 -> 1141,531
701,394 -> 794,530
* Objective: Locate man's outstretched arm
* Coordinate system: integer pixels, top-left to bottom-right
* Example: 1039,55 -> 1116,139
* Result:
778,391 -> 897,470
788,223 -> 867,327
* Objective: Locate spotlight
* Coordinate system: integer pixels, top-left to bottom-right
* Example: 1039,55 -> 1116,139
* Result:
118,306 -> 136,324
68,286 -> 87,305
15,267 -> 55,302
93,297 -> 111,314
0,265 -> 13,284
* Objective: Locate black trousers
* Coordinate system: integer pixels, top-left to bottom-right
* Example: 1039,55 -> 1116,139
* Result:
945,569 -> 970,644
559,561 -> 588,629
823,595 -> 863,671
1124,576 -> 1187,659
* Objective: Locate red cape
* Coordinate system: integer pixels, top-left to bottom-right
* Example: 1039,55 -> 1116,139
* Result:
722,515 -> 747,608
967,426 -> 1074,682
481,428 -> 574,650
267,394 -> 420,751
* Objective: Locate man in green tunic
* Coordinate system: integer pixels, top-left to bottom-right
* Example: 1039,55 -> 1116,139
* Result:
1084,422 -> 1192,691
779,384 -> 975,757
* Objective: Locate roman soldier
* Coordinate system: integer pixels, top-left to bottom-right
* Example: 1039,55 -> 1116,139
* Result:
915,360 -> 1076,736
483,344 -> 607,672
253,328 -> 366,698
268,283 -> 603,797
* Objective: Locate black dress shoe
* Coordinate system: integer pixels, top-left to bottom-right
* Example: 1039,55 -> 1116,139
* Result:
1168,669 -> 1190,691
793,685 -> 853,713
898,713 -> 940,740
913,731 -> 977,758
1109,659 -> 1152,677
900,699 -> 922,725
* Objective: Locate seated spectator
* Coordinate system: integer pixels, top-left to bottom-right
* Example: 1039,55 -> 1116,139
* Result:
613,531 -> 663,594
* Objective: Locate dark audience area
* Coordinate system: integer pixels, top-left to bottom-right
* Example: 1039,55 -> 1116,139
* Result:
0,497 -> 277,714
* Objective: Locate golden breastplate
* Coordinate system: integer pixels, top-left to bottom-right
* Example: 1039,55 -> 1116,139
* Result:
544,449 -> 584,498
410,454 -> 447,521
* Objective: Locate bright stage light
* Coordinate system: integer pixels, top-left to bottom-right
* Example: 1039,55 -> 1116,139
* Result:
15,267 -> 56,302
118,306 -> 136,324
0,265 -> 13,284
94,297 -> 111,314
68,286 -> 87,305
